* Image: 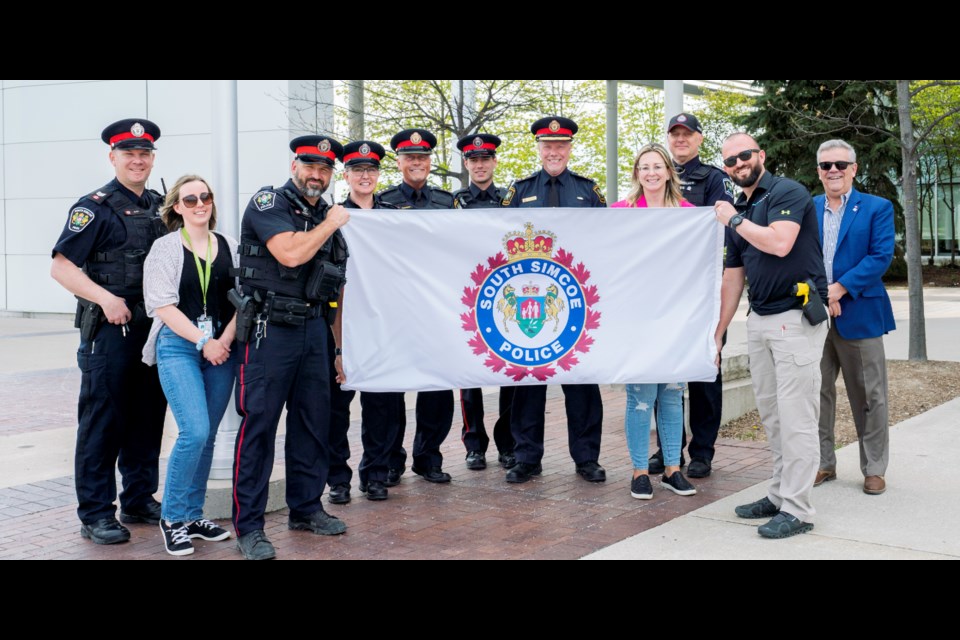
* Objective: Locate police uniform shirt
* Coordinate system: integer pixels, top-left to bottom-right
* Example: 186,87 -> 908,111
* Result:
52,178 -> 160,269
379,181 -> 453,209
504,168 -> 605,209
725,171 -> 828,315
676,155 -> 734,207
342,195 -> 397,210
454,183 -> 503,209
242,179 -> 322,247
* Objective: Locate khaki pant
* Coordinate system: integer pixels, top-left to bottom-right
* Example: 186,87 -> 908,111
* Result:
818,324 -> 889,477
748,309 -> 827,522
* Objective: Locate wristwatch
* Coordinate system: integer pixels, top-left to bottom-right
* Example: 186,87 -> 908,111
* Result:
728,213 -> 746,230
334,347 -> 342,356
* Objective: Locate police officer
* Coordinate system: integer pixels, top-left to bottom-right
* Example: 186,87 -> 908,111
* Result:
452,133 -> 517,471
233,135 -> 350,560
50,118 -> 167,544
325,140 -> 403,503
646,112 -> 736,479
501,116 -> 607,484
378,128 -> 456,485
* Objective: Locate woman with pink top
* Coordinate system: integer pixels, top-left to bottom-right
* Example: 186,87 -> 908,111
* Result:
611,143 -> 697,501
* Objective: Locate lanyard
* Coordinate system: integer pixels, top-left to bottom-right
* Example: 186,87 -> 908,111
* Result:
181,228 -> 213,315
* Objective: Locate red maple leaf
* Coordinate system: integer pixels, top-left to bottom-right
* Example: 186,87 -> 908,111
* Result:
460,310 -> 477,332
575,334 -> 595,353
586,310 -> 602,330
484,355 -> 505,372
583,284 -> 600,306
554,248 -> 574,268
488,252 -> 508,269
530,365 -> 556,381
470,263 -> 490,286
505,365 -> 530,381
557,352 -> 579,371
468,333 -> 488,355
571,261 -> 591,283
461,286 -> 479,308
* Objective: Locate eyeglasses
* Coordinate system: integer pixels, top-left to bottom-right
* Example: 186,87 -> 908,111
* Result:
181,192 -> 213,208
818,161 -> 853,171
723,149 -> 761,167
348,167 -> 380,176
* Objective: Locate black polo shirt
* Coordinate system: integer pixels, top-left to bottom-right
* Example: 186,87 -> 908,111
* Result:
725,171 -> 827,315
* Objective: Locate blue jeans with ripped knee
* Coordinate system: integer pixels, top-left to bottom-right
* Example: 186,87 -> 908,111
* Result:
624,383 -> 685,470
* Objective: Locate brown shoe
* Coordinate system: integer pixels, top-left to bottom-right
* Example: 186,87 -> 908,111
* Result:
863,475 -> 886,495
814,470 -> 837,487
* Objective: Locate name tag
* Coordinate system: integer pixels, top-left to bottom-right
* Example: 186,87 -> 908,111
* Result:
576,196 -> 584,201
522,196 -> 538,203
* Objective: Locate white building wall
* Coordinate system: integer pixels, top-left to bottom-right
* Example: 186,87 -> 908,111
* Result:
1,79 -> 307,313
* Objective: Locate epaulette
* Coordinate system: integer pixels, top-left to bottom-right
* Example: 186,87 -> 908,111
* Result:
431,187 -> 455,207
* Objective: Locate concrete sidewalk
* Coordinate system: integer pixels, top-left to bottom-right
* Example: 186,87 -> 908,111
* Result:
586,396 -> 960,560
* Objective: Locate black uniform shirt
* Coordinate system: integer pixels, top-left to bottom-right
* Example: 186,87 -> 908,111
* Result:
725,171 -> 828,315
241,179 -> 314,247
675,155 -> 734,207
503,168 -> 605,208
52,178 -> 155,267
454,183 -> 502,209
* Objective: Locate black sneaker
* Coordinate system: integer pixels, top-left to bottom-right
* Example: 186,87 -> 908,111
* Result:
160,521 -> 194,556
465,451 -> 487,470
661,471 -> 697,496
237,529 -> 276,560
687,459 -> 712,478
630,475 -> 653,500
186,518 -> 231,541
734,496 -> 780,519
758,512 -> 814,539
289,507 -> 347,535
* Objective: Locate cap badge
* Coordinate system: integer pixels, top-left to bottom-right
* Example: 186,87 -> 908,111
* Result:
410,131 -> 423,145
548,120 -> 560,132
359,143 -> 371,156
677,115 -> 687,123
131,122 -> 144,137
473,137 -> 484,148
319,139 -> 331,152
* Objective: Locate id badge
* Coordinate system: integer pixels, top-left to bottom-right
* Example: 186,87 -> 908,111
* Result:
197,315 -> 214,338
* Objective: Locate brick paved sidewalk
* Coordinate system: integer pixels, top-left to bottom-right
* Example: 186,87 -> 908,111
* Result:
1,379 -> 771,560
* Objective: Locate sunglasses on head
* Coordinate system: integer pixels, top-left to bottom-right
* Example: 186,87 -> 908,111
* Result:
723,149 -> 760,167
181,192 -> 213,208
818,161 -> 853,171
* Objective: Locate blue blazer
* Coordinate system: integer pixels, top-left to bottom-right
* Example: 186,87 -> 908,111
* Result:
815,189 -> 896,340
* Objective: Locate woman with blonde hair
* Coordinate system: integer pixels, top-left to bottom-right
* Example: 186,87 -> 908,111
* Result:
611,143 -> 697,500
142,175 -> 239,556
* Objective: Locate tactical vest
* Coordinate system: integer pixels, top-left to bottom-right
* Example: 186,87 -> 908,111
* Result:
239,187 -> 348,302
677,164 -> 714,207
84,183 -> 166,298
453,186 -> 509,209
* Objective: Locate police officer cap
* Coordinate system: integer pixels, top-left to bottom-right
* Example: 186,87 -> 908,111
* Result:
290,135 -> 344,166
457,133 -> 501,158
531,116 -> 577,141
101,118 -> 161,150
342,140 -> 386,168
390,128 -> 437,155
667,112 -> 703,134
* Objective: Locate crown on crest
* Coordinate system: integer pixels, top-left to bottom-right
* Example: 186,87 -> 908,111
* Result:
522,281 -> 540,295
503,222 -> 555,263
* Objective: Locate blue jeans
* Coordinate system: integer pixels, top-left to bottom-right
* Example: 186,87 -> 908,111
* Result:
624,383 -> 685,471
157,326 -> 236,523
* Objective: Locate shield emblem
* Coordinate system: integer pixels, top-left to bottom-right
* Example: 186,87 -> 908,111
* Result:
517,297 -> 546,338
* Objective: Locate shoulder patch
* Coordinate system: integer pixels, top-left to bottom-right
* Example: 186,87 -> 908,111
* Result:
68,207 -> 95,233
253,190 -> 276,211
723,179 -> 735,199
593,184 -> 606,205
501,184 -> 517,207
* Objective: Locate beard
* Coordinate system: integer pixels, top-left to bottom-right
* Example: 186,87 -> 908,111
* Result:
293,175 -> 328,198
730,163 -> 762,188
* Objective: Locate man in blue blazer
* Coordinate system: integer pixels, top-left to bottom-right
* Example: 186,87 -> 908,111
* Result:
814,139 -> 896,496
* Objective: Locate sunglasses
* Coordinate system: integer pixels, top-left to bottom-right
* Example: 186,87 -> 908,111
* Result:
818,161 -> 853,171
181,192 -> 213,208
723,149 -> 761,167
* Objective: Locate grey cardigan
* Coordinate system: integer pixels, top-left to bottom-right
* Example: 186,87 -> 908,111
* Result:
141,230 -> 240,366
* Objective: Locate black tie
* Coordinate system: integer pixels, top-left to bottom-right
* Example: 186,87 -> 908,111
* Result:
547,176 -> 560,207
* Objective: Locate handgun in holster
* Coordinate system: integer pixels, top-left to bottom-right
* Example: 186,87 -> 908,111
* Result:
793,279 -> 829,326
77,297 -> 105,342
228,288 -> 258,343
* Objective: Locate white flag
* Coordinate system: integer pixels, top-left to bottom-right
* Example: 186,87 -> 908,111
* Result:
340,207 -> 722,392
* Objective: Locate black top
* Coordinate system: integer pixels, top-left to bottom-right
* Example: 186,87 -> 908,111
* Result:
178,233 -> 234,339
378,182 -> 454,209
503,168 -> 605,208
453,183 -> 505,209
675,155 -> 735,207
52,178 -> 157,266
725,171 -> 828,315
241,179 -> 324,246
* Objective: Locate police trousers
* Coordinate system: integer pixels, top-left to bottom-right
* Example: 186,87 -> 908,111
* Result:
460,387 -> 516,455
510,384 -> 603,466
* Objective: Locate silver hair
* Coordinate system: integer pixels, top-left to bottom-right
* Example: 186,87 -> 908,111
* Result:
817,139 -> 857,163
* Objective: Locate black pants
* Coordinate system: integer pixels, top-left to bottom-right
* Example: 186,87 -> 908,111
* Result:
388,391 -> 453,470
510,384 -> 602,465
327,334 -> 403,486
232,318 -> 331,536
460,387 -> 515,455
75,321 -> 166,524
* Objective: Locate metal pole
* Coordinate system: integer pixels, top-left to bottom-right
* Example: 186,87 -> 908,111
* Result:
210,80 -> 241,481
663,80 -> 684,137
605,80 -> 618,202
348,80 -> 364,141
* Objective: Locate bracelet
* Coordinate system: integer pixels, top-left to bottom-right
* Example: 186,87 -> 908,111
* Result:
196,334 -> 211,351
